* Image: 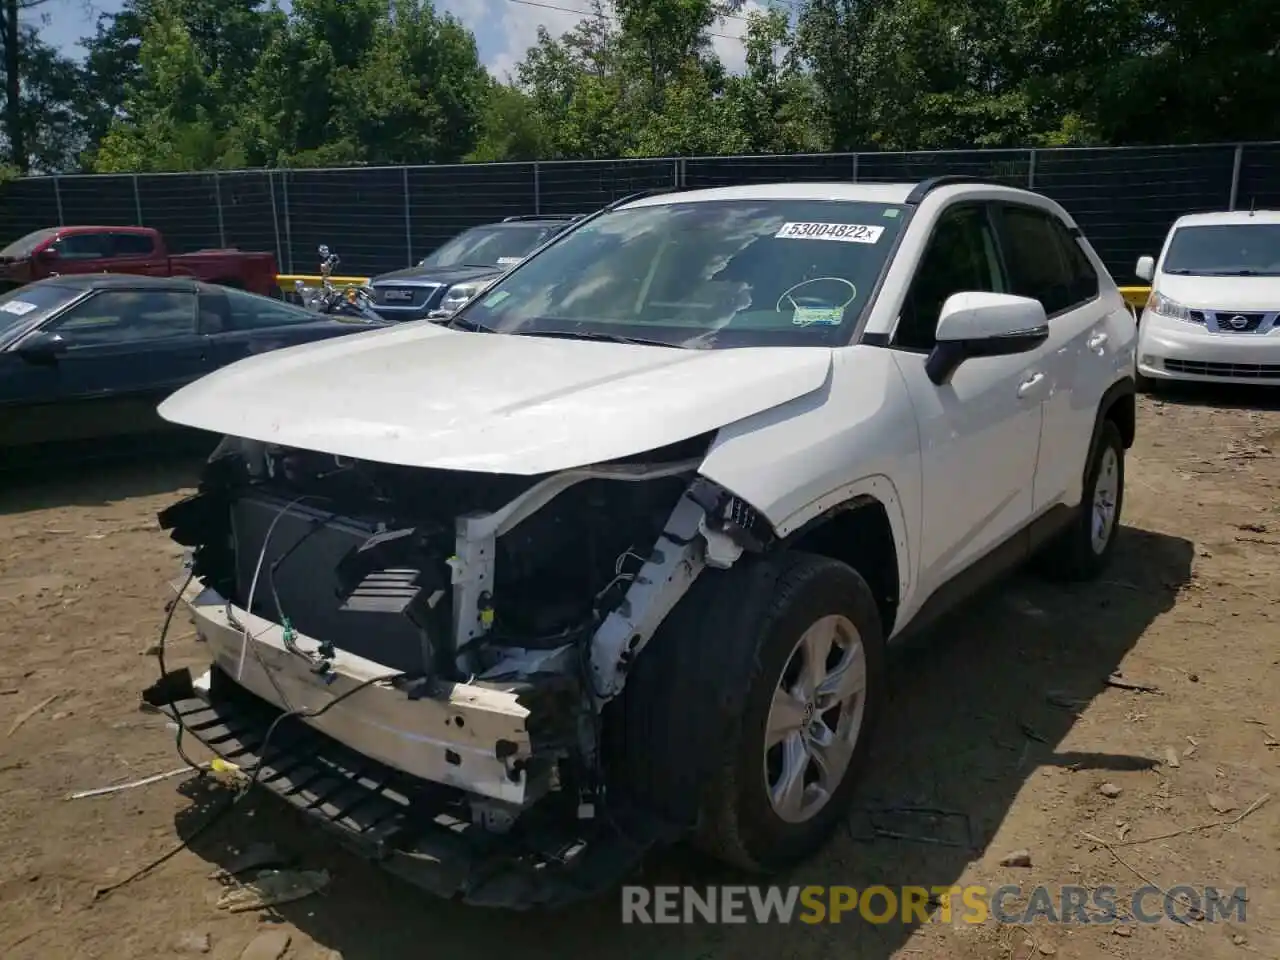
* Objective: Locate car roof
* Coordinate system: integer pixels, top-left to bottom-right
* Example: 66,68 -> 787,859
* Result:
1173,210 -> 1280,227
31,273 -> 199,293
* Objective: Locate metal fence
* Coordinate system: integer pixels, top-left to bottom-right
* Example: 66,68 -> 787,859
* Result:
3,143 -> 1279,281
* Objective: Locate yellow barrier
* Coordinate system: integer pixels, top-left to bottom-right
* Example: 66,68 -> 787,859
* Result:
1118,286 -> 1150,310
277,273 -> 371,286
274,275 -> 1152,311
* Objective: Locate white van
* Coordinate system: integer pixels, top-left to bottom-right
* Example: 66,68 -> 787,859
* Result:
1136,210 -> 1280,385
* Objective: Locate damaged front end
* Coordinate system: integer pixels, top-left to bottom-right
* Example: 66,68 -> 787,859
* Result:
148,434 -> 770,907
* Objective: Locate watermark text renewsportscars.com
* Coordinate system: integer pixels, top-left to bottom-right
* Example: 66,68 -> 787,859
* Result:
620,884 -> 1248,925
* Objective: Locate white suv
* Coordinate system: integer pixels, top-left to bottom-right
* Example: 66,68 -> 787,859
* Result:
1136,210 -> 1280,385
149,178 -> 1138,908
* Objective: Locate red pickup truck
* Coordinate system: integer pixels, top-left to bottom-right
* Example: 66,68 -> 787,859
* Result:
0,226 -> 279,297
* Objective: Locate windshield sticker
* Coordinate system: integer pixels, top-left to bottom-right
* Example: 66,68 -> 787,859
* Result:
882,208 -> 901,218
775,222 -> 885,244
497,257 -> 522,266
792,306 -> 845,326
482,290 -> 511,308
0,299 -> 38,316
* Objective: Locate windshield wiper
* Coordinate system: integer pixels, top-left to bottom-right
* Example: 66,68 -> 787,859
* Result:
445,314 -> 493,333
516,329 -> 684,348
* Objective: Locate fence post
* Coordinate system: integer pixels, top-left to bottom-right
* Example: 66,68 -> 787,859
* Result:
851,153 -> 859,182
402,166 -> 413,266
533,161 -> 541,215
267,171 -> 284,275
132,174 -> 143,225
1229,144 -> 1243,210
1027,148 -> 1037,190
213,172 -> 226,248
52,176 -> 64,226
280,170 -> 294,274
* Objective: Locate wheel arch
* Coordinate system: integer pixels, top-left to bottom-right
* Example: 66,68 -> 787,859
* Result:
1094,376 -> 1137,454
769,476 -> 911,637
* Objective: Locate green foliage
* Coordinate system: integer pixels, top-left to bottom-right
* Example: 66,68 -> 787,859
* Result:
1,0 -> 1278,175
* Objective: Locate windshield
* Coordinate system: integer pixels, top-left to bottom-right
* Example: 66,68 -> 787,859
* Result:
0,228 -> 58,259
0,283 -> 81,342
1162,224 -> 1280,276
420,224 -> 561,269
455,199 -> 907,348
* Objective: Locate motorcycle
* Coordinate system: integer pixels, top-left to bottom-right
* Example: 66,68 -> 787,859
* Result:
294,245 -> 383,322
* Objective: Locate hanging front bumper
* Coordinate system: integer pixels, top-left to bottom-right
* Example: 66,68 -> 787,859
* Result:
155,667 -> 661,909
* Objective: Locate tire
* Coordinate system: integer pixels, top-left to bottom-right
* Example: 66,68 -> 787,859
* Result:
607,552 -> 886,873
1037,419 -> 1125,581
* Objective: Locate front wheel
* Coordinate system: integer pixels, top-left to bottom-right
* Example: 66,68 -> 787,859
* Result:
609,552 -> 886,873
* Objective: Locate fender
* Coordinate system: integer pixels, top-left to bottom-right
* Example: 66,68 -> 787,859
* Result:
771,473 -> 913,615
1089,376 -> 1137,460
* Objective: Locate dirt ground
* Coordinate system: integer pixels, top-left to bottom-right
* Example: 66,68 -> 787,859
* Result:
1,387 -> 1277,960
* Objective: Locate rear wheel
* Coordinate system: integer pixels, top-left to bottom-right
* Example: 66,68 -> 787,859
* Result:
609,552 -> 885,872
1037,419 -> 1125,581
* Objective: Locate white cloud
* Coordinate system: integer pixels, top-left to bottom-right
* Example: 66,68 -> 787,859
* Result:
711,0 -> 771,75
441,0 -> 584,83
441,0 -> 777,82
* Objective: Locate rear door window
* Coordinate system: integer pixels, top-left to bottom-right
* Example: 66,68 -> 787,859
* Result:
109,233 -> 157,257
223,287 -> 319,330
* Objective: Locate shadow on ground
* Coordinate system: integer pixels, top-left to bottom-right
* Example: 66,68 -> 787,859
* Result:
0,440 -> 206,516
171,524 -> 1194,960
1145,381 -> 1280,412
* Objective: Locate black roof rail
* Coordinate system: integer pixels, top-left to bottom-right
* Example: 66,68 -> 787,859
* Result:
605,186 -> 679,211
500,213 -> 581,222
904,175 -> 988,205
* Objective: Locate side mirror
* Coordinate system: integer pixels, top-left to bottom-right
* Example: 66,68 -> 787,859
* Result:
925,292 -> 1049,386
35,247 -> 58,263
16,330 -> 69,365
1135,256 -> 1155,282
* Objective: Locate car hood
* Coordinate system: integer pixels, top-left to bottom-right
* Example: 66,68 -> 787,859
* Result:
158,323 -> 834,475
371,264 -> 499,287
1155,273 -> 1280,311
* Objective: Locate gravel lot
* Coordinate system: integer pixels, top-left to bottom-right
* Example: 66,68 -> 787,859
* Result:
1,388 -> 1278,960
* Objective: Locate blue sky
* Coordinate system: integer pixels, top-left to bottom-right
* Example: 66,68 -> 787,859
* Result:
33,0 -> 759,80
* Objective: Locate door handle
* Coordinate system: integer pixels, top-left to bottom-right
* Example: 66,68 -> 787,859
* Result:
1087,332 -> 1109,351
1016,372 -> 1045,398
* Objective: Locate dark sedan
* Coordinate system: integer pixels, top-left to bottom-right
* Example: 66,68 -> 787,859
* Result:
0,274 -> 386,463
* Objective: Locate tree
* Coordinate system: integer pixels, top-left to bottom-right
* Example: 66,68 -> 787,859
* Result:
466,81 -> 548,162
0,0 -> 62,170
727,9 -> 824,153
0,4 -> 87,172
